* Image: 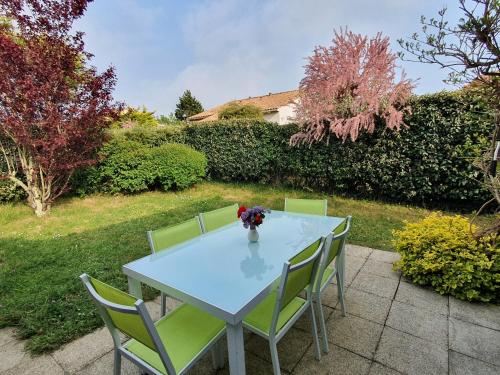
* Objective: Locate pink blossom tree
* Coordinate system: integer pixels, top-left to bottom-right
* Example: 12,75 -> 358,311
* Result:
292,28 -> 415,145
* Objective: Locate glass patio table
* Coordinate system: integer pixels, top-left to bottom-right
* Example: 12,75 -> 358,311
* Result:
122,210 -> 345,375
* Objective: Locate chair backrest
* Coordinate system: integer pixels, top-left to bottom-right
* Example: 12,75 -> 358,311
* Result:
325,216 -> 352,266
284,198 -> 327,216
199,203 -> 239,233
270,238 -> 325,333
314,216 -> 352,294
80,274 -> 176,374
147,216 -> 202,253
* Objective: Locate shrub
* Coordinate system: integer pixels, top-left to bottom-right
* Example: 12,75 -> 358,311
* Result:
98,139 -> 154,193
393,213 -> 499,303
0,179 -> 26,202
81,139 -> 206,194
219,103 -> 264,120
152,143 -> 207,190
111,106 -> 159,129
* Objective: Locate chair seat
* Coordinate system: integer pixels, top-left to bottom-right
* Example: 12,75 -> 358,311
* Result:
313,266 -> 336,291
124,303 -> 225,374
243,290 -> 306,336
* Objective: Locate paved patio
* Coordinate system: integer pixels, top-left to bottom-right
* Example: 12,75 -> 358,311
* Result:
1,245 -> 499,375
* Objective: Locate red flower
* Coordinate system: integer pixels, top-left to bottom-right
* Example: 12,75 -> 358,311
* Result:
237,205 -> 247,218
254,214 -> 262,224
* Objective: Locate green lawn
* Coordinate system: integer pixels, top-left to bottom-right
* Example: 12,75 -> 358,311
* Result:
0,182 -> 484,354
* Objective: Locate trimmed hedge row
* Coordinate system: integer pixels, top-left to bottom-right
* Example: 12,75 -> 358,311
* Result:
112,91 -> 491,208
1,90 -> 492,208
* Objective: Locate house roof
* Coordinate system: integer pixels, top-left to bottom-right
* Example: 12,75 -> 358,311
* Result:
188,89 -> 299,122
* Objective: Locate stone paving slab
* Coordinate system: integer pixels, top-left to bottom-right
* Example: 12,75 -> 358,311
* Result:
295,305 -> 334,333
245,328 -> 311,373
76,351 -> 138,375
3,353 -> 63,375
218,352 -> 276,375
395,280 -> 448,315
2,246 -> 500,375
293,344 -> 372,375
0,328 -> 16,348
449,317 -> 500,367
326,311 -> 384,359
368,363 -> 403,375
368,250 -> 400,264
449,297 -> 500,331
51,327 -> 115,373
386,300 -> 448,348
344,254 -> 367,271
339,288 -> 392,325
0,341 -> 29,373
449,350 -> 500,375
375,326 -> 448,375
358,258 -> 400,281
318,281 -> 340,308
345,244 -> 373,259
350,273 -> 399,299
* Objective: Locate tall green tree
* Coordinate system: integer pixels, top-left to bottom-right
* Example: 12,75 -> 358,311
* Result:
175,90 -> 204,120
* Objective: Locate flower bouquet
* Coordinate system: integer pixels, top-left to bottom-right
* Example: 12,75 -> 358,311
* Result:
237,205 -> 270,242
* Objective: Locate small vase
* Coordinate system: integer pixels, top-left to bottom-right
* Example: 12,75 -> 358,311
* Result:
248,227 -> 259,242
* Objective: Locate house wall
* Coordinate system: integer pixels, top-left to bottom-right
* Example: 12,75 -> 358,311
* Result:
263,103 -> 297,125
263,111 -> 280,123
277,103 -> 296,125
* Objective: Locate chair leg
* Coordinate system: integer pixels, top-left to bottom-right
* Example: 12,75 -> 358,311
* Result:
160,292 -> 167,316
113,348 -> 121,375
210,346 -> 219,370
309,303 -> 322,361
217,339 -> 225,369
269,340 -> 281,375
316,295 -> 330,353
336,272 -> 346,316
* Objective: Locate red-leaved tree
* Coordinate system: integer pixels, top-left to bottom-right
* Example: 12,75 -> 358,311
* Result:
292,28 -> 415,145
0,0 -> 120,216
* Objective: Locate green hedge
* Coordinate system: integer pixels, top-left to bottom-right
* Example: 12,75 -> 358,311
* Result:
2,90 -> 491,208
111,91 -> 490,208
75,140 -> 206,194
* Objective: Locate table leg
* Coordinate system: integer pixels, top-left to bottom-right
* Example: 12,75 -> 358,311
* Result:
127,276 -> 143,299
226,321 -> 246,375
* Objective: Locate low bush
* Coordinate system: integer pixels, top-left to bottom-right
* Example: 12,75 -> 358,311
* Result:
0,179 -> 25,202
98,139 -> 154,193
76,139 -> 206,194
393,213 -> 499,303
153,143 -> 207,190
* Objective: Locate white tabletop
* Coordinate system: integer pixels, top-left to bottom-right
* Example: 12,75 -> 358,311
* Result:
123,211 -> 344,324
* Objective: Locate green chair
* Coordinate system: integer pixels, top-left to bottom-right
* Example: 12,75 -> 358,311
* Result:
284,198 -> 327,216
80,274 -> 225,375
243,238 -> 325,375
147,217 -> 203,316
199,203 -> 239,233
313,216 -> 352,353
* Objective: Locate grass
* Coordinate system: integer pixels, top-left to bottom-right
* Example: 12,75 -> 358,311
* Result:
0,181 -> 489,354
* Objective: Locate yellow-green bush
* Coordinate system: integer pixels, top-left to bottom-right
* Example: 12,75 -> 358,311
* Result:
393,213 -> 499,303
